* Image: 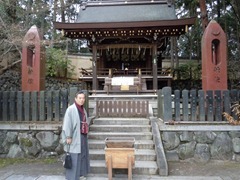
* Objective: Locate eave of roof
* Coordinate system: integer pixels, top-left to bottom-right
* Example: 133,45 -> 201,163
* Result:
53,17 -> 196,30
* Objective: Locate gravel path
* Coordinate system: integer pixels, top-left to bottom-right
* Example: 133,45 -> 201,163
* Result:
0,159 -> 240,180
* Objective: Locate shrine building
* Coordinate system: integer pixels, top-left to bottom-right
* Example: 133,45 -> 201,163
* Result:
54,0 -> 196,93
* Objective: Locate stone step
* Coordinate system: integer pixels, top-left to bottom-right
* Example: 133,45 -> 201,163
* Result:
90,160 -> 158,175
88,132 -> 153,140
89,124 -> 151,132
93,117 -> 150,125
88,116 -> 158,176
89,149 -> 156,161
88,139 -> 155,149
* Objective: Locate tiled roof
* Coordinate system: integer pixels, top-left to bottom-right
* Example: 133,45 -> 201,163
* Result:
77,0 -> 176,23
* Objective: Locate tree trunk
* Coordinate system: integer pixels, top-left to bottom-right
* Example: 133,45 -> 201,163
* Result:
174,37 -> 179,70
25,1 -> 33,27
216,0 -> 221,20
50,0 -> 58,47
60,0 -> 66,23
199,0 -> 209,31
170,37 -> 174,70
5,0 -> 17,23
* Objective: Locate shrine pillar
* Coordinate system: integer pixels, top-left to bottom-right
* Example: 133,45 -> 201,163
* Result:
152,44 -> 158,90
202,20 -> 227,91
22,25 -> 45,91
92,45 -> 98,91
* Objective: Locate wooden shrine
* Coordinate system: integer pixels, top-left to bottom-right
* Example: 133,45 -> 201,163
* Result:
54,0 -> 195,92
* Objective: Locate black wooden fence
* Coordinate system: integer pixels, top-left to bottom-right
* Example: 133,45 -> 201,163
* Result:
158,87 -> 240,122
0,87 -> 89,122
1,86 -> 240,123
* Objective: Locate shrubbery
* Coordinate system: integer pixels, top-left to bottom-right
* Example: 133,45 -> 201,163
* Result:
46,48 -> 75,78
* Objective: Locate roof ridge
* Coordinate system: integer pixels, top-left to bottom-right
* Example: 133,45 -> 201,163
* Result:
82,0 -> 172,8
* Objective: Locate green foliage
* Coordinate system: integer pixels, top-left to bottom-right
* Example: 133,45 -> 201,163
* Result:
175,0 -> 240,62
19,138 -> 33,147
46,48 -> 75,78
227,59 -> 240,88
80,47 -> 91,53
174,62 -> 201,80
0,158 -> 58,168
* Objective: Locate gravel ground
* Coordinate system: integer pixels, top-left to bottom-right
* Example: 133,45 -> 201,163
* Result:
0,159 -> 240,180
168,160 -> 240,180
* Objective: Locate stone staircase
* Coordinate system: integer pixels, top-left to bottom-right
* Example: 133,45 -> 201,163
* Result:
88,117 -> 159,176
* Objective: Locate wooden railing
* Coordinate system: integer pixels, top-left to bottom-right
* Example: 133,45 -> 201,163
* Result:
158,87 -> 239,123
96,100 -> 149,117
0,88 -> 89,122
79,68 -> 171,78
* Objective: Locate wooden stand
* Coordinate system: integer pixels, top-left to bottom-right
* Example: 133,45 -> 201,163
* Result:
105,137 -> 135,180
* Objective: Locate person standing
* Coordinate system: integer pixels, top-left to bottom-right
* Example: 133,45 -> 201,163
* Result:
62,91 -> 90,180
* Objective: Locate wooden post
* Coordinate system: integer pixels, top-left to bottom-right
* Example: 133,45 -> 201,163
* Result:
202,20 -> 227,91
128,155 -> 133,180
152,44 -> 158,90
182,90 -> 189,121
157,89 -> 163,119
22,25 -> 45,91
161,87 -> 172,122
92,45 -> 98,91
107,155 -> 112,180
109,68 -> 112,78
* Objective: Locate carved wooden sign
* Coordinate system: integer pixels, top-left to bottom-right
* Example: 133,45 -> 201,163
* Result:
22,25 -> 45,91
202,20 -> 227,91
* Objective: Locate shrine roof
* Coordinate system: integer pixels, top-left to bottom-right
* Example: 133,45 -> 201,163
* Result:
76,0 -> 177,23
53,0 -> 196,42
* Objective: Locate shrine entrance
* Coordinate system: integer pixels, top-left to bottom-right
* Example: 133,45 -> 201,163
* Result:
78,44 -> 173,93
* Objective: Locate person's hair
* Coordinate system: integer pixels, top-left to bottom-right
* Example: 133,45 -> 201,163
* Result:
75,91 -> 85,98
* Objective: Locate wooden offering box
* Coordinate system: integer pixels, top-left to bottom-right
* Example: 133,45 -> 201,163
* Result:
105,137 -> 135,148
105,137 -> 135,180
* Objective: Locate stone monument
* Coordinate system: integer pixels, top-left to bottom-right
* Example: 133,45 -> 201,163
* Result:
202,20 -> 227,91
22,25 -> 45,91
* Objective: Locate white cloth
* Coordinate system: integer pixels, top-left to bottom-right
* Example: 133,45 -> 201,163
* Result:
111,77 -> 134,85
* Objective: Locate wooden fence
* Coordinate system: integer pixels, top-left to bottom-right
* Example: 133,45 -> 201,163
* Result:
0,88 -> 89,122
158,87 -> 240,122
1,86 -> 240,123
96,100 -> 149,117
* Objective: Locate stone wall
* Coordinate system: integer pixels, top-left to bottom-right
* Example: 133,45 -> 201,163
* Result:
0,69 -> 84,91
2,129 -> 240,163
0,130 -> 64,158
162,131 -> 240,163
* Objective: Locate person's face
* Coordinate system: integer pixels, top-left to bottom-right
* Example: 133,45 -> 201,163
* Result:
75,93 -> 85,106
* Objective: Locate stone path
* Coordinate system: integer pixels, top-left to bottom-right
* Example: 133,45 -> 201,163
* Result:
0,173 -> 224,180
